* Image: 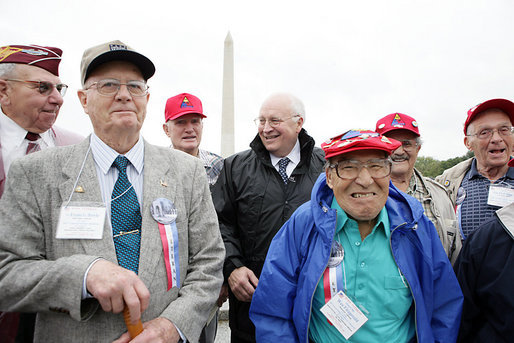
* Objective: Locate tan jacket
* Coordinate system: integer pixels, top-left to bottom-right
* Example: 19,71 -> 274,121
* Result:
415,169 -> 462,264
435,158 -> 474,206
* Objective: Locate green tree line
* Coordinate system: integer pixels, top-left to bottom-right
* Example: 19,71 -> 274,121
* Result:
415,151 -> 475,178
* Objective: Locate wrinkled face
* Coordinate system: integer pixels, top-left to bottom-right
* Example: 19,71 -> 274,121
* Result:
258,95 -> 303,157
0,64 -> 64,133
326,150 -> 390,223
163,113 -> 203,156
464,110 -> 513,170
385,130 -> 420,177
78,61 -> 149,143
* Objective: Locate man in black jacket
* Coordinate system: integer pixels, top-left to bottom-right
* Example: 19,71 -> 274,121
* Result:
453,158 -> 514,343
212,93 -> 325,342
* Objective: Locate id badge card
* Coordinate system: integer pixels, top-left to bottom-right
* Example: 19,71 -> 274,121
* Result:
56,202 -> 106,239
320,291 -> 368,339
487,184 -> 514,208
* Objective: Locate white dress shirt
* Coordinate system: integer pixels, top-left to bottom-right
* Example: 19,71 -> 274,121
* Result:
269,139 -> 301,178
0,109 -> 55,175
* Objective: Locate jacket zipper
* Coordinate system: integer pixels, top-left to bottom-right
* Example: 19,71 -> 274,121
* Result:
306,203 -> 335,343
390,222 -> 419,343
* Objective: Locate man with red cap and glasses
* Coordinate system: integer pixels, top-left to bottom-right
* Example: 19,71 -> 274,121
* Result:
436,99 -> 514,240
250,129 -> 463,343
163,92 -> 226,343
0,44 -> 82,343
454,158 -> 514,342
376,113 -> 461,263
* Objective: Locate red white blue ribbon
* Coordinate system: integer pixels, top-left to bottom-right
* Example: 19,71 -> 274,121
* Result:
158,222 -> 180,290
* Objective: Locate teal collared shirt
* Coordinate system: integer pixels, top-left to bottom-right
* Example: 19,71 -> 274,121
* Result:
309,198 -> 415,343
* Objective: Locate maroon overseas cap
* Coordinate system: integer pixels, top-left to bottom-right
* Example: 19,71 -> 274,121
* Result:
0,45 -> 62,76
464,98 -> 514,134
321,129 -> 401,159
375,112 -> 420,136
80,40 -> 155,86
164,93 -> 206,122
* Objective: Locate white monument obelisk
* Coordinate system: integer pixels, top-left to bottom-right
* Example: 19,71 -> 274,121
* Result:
221,31 -> 235,157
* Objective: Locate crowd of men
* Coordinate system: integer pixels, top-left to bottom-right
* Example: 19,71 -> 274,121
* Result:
0,41 -> 512,343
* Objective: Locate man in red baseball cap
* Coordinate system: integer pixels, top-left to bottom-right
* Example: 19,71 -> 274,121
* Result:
0,44 -> 82,343
376,113 -> 461,263
163,93 -> 226,343
436,98 -> 514,239
250,129 -> 463,343
163,93 -> 223,187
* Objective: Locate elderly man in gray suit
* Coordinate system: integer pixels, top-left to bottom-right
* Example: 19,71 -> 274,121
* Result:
0,40 -> 224,343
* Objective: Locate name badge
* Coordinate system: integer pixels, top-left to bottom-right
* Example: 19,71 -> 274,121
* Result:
320,291 -> 368,339
487,184 -> 514,208
56,202 -> 106,239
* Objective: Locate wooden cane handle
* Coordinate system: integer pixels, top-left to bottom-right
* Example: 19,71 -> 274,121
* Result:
123,307 -> 144,338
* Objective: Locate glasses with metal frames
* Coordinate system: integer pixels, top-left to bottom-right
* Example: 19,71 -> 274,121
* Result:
329,158 -> 392,180
466,126 -> 514,140
4,79 -> 68,96
253,115 -> 300,128
85,79 -> 149,96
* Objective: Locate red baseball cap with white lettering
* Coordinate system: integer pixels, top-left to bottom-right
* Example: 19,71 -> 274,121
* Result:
164,93 -> 206,122
375,112 -> 420,137
464,98 -> 514,134
0,44 -> 62,76
321,129 -> 401,159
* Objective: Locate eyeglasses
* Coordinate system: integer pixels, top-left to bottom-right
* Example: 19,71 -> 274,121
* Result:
4,79 -> 68,96
85,79 -> 149,96
397,139 -> 419,151
329,158 -> 392,180
466,126 -> 514,140
254,115 -> 300,128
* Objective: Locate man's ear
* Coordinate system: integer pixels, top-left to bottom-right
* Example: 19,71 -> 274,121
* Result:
0,79 -> 10,106
325,168 -> 334,189
77,89 -> 89,114
464,136 -> 472,150
295,116 -> 304,133
163,122 -> 170,137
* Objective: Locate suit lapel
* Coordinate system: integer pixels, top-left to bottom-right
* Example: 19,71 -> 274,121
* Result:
0,141 -> 5,197
138,142 -> 176,286
58,138 -> 117,261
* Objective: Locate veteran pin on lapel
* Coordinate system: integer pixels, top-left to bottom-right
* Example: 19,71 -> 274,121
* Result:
74,186 -> 85,193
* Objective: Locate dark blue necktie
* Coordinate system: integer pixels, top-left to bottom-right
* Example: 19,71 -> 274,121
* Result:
278,157 -> 290,184
111,156 -> 142,274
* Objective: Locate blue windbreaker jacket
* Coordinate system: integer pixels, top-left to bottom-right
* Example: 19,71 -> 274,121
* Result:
250,173 -> 463,343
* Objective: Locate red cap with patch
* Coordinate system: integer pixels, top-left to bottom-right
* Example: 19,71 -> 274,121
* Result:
464,98 -> 514,135
164,93 -> 207,122
321,129 -> 401,159
0,45 -> 62,76
375,113 -> 420,137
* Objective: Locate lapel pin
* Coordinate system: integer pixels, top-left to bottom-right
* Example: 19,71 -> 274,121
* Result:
74,186 -> 85,193
160,180 -> 168,187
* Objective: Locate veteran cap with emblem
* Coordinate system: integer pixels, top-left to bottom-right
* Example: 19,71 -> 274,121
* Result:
80,40 -> 155,86
321,129 -> 401,159
0,44 -> 63,76
375,112 -> 420,137
464,98 -> 514,135
164,93 -> 207,122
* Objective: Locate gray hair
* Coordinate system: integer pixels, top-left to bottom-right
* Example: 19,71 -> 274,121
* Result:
415,136 -> 423,147
0,63 -> 17,78
263,92 -> 306,122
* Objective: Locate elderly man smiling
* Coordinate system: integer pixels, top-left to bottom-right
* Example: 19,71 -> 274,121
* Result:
436,98 -> 514,239
250,130 -> 463,343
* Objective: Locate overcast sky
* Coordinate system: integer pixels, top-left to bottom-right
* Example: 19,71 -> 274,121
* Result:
2,0 -> 513,160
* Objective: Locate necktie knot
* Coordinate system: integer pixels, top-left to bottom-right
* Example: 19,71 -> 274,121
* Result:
25,132 -> 40,141
278,157 -> 290,184
113,156 -> 129,173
